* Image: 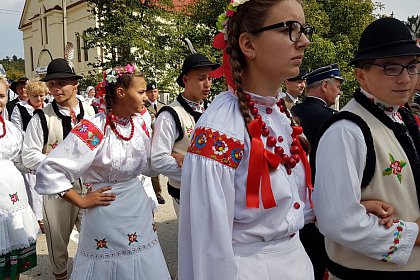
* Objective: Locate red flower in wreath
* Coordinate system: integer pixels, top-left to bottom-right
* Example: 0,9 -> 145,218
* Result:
127,232 -> 138,246
95,238 -> 108,250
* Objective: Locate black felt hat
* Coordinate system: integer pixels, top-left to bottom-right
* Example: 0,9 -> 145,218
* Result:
146,82 -> 158,91
287,68 -> 307,81
176,53 -> 220,88
10,77 -> 28,93
349,17 -> 420,65
40,58 -> 83,82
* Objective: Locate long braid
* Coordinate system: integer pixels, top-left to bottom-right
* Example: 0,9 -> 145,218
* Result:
105,87 -> 113,115
226,8 -> 252,125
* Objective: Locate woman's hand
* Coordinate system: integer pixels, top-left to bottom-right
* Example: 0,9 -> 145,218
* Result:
172,153 -> 185,168
361,200 -> 395,229
62,187 -> 116,209
80,186 -> 116,209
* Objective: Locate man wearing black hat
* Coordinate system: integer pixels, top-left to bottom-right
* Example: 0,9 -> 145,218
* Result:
289,63 -> 343,280
284,68 -> 307,110
151,53 -> 219,216
313,18 -> 420,279
145,81 -> 166,204
22,58 -> 95,280
5,77 -> 28,120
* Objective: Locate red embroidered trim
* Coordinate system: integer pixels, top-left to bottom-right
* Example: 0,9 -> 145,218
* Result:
71,119 -> 104,150
381,220 -> 404,262
187,127 -> 244,169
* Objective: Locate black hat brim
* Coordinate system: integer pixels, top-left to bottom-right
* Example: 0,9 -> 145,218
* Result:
177,62 -> 220,88
40,73 -> 83,82
349,43 -> 420,66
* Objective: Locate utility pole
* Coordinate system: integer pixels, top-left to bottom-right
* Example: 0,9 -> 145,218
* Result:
62,0 -> 68,57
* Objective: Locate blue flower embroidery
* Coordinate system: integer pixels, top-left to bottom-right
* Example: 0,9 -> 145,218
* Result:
79,124 -> 89,133
195,133 -> 207,148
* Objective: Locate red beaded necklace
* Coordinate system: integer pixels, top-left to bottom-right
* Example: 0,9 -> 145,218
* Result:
0,115 -> 6,139
244,93 -> 303,175
105,114 -> 135,141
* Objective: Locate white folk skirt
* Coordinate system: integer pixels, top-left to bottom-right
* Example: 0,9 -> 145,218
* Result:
70,177 -> 170,280
0,160 -> 39,255
233,233 -> 314,280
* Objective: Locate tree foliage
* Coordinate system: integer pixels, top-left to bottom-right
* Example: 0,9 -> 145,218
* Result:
1,57 -> 26,80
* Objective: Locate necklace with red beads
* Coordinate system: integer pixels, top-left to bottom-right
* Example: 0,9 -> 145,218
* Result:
244,93 -> 303,175
0,115 -> 6,139
106,114 -> 135,141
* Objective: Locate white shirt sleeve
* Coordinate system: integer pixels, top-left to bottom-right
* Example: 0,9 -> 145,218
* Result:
10,106 -> 23,131
22,114 -> 47,171
313,120 -> 418,265
35,126 -> 98,195
151,111 -> 181,181
178,152 -> 237,280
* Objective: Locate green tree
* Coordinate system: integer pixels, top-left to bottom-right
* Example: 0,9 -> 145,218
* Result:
1,56 -> 26,80
302,0 -> 376,106
405,15 -> 420,38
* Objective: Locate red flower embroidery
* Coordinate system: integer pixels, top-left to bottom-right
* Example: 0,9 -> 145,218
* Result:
95,238 -> 108,250
22,261 -> 31,270
127,232 -> 138,246
381,220 -> 404,262
383,153 -> 406,184
9,192 -> 19,205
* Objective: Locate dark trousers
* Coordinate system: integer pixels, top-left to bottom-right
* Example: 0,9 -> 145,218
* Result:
151,176 -> 162,195
299,223 -> 328,280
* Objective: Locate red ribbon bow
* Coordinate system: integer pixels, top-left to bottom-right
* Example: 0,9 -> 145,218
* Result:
246,119 -> 281,209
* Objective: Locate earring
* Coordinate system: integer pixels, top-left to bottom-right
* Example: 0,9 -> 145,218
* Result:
249,53 -> 255,58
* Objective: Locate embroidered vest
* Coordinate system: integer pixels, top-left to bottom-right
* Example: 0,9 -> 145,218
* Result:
42,102 -> 95,154
166,99 -> 196,189
326,98 -> 420,272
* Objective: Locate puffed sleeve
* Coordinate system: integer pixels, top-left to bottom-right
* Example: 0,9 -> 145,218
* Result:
178,125 -> 244,280
35,119 -> 104,195
314,120 -> 418,265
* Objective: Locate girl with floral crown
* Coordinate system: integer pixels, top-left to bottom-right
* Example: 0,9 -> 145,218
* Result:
35,65 -> 170,280
178,0 -> 315,279
0,76 -> 39,280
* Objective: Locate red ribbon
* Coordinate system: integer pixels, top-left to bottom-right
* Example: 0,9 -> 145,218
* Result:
294,132 -> 314,208
210,32 -> 235,90
246,119 -> 281,209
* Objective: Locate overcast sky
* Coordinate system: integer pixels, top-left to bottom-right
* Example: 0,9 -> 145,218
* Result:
0,0 -> 419,59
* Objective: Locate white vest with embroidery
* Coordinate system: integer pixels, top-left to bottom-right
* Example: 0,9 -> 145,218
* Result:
168,99 -> 196,189
326,98 -> 420,271
42,102 -> 95,154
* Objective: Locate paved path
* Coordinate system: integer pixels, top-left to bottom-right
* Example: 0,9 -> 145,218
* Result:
21,177 -> 178,279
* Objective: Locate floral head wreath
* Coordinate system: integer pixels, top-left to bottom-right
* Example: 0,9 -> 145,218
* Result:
95,64 -> 140,112
211,0 -> 251,90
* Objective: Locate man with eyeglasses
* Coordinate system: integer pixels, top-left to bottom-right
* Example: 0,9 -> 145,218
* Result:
313,18 -> 420,279
22,58 -> 95,280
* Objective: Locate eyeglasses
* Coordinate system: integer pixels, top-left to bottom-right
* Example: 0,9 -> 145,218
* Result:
364,62 -> 420,76
250,21 -> 314,42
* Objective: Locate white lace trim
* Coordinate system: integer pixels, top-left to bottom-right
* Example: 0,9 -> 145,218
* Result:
0,238 -> 36,256
78,238 -> 158,259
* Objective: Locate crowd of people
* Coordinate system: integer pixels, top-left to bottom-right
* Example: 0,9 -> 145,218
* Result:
0,0 -> 419,279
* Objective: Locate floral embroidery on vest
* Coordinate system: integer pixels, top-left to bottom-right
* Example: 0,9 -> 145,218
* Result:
127,232 -> 139,246
71,119 -> 104,150
186,125 -> 194,139
381,220 -> 404,262
383,153 -> 406,183
9,192 -> 19,205
188,127 -> 244,169
95,238 -> 108,250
